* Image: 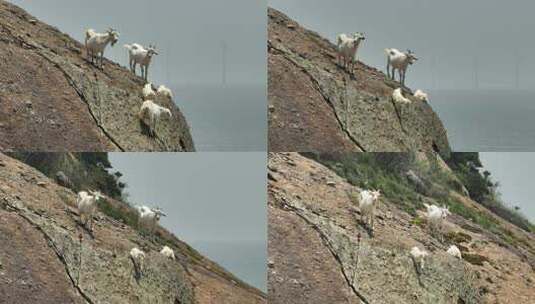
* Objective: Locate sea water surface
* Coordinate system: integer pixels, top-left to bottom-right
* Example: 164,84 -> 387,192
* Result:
172,84 -> 267,151
431,89 -> 535,151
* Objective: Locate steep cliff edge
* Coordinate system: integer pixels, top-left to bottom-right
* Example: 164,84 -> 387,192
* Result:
0,153 -> 265,303
0,1 -> 194,151
268,8 -> 450,154
268,153 -> 535,304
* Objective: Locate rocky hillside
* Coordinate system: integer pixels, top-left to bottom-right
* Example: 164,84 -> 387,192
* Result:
0,153 -> 265,303
268,153 -> 535,304
268,8 -> 450,155
0,1 -> 194,151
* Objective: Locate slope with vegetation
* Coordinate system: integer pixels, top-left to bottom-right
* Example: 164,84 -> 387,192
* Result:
0,153 -> 265,303
0,1 -> 194,151
268,8 -> 450,154
268,152 -> 535,304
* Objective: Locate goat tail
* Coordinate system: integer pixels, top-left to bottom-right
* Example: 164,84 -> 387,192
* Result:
384,48 -> 393,55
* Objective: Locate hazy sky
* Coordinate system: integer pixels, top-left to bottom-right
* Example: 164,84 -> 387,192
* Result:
269,0 -> 535,90
480,153 -> 535,223
11,0 -> 267,151
108,153 -> 267,290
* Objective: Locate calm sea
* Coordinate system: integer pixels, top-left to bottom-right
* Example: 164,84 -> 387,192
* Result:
431,89 -> 535,151
191,241 -> 267,292
171,84 -> 267,152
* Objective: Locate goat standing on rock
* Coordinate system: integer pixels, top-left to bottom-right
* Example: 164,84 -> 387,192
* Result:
447,245 -> 462,259
138,100 -> 172,137
85,28 -> 119,68
137,206 -> 166,238
392,88 -> 411,104
336,32 -> 366,73
130,247 -> 146,280
124,43 -> 159,81
142,83 -> 156,100
358,189 -> 381,233
76,190 -> 103,232
424,203 -> 451,240
410,246 -> 429,271
157,85 -> 174,99
160,246 -> 176,260
414,89 -> 429,102
385,48 -> 418,86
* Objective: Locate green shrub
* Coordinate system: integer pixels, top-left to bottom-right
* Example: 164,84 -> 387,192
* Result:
98,198 -> 139,228
410,216 -> 425,227
305,153 -> 422,215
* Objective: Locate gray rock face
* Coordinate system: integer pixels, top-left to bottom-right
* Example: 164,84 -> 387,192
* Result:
2,189 -> 195,304
278,197 -> 479,304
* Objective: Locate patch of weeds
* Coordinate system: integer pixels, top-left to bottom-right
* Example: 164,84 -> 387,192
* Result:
445,231 -> 473,244
456,267 -> 482,304
98,198 -> 138,228
463,253 -> 490,266
55,189 -> 72,206
410,216 -> 426,227
446,198 -> 499,232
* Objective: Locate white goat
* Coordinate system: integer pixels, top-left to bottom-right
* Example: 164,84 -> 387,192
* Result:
336,32 -> 365,72
447,245 -> 462,259
392,88 -> 411,104
142,83 -> 156,100
129,247 -> 146,280
385,48 -> 418,86
410,246 -> 429,271
124,43 -> 159,82
85,28 -> 119,68
414,90 -> 429,103
137,206 -> 166,236
424,203 -> 451,239
76,190 -> 102,232
157,85 -> 174,99
160,246 -> 175,260
359,189 -> 381,232
138,100 -> 173,137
